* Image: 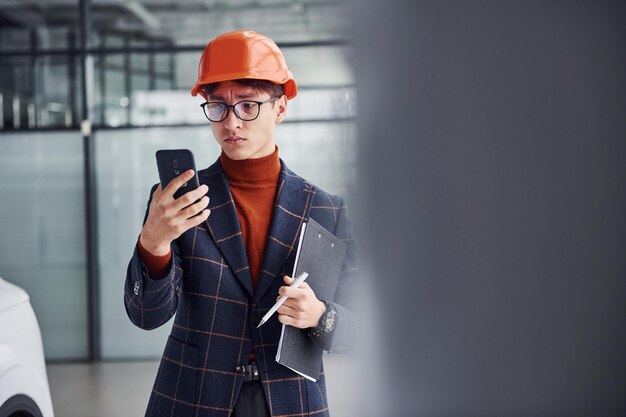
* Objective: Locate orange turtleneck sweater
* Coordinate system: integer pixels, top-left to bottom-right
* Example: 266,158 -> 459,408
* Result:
138,146 -> 281,290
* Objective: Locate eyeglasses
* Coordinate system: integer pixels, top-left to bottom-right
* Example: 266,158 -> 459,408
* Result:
200,97 -> 279,122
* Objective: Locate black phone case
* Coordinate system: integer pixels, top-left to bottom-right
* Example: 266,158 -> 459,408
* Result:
156,149 -> 200,200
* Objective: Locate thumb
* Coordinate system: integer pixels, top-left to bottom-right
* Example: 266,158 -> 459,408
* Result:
283,275 -> 294,285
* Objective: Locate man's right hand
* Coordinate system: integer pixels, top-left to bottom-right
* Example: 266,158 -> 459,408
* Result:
139,169 -> 210,256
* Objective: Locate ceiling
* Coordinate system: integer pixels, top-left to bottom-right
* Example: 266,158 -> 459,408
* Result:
0,0 -> 353,45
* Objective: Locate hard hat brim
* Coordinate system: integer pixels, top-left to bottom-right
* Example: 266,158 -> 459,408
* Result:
191,75 -> 297,100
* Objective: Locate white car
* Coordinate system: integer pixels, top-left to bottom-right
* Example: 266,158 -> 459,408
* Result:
0,277 -> 54,417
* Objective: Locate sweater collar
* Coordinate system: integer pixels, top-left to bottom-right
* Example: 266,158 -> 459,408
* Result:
220,146 -> 281,181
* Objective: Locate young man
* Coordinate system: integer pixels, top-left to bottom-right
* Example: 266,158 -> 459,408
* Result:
124,30 -> 356,417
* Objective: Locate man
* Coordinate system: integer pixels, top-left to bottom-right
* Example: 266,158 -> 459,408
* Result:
124,30 -> 356,417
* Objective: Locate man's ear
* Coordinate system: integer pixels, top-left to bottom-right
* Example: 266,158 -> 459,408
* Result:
275,95 -> 288,124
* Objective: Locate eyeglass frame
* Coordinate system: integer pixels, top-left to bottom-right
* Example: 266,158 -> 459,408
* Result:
200,96 -> 280,122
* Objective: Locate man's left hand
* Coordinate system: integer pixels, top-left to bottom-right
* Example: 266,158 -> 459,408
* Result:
276,275 -> 326,329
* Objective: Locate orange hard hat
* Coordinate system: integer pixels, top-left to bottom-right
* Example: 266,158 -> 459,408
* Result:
190,30 -> 297,100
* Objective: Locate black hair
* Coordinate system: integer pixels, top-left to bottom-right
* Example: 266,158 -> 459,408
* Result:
203,79 -> 285,98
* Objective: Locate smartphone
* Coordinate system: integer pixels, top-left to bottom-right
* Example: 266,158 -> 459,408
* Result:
156,149 -> 200,200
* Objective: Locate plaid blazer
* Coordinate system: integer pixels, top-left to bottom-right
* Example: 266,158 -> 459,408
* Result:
124,158 -> 357,417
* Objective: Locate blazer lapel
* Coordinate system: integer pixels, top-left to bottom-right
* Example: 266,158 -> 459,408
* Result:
253,161 -> 316,303
198,160 -> 254,298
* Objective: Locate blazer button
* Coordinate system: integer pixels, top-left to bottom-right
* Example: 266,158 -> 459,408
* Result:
235,365 -> 246,374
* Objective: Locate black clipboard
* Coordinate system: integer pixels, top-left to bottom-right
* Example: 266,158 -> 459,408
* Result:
275,218 -> 347,381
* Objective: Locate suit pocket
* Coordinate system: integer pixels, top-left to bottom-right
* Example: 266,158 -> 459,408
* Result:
146,336 -> 199,417
305,378 -> 330,417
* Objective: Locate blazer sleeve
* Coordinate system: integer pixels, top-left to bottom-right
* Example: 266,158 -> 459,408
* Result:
123,184 -> 183,330
311,197 -> 358,353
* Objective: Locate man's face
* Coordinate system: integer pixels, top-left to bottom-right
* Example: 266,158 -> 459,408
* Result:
206,80 -> 288,160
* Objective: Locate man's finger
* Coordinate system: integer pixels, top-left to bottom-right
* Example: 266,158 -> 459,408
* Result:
173,184 -> 209,211
279,286 -> 305,299
162,169 -> 195,197
182,209 -> 211,231
181,196 -> 210,219
283,275 -> 309,289
149,185 -> 164,206
278,285 -> 295,297
278,314 -> 294,326
277,304 -> 296,315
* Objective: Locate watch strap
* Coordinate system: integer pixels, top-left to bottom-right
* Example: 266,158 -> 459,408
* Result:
310,301 -> 337,337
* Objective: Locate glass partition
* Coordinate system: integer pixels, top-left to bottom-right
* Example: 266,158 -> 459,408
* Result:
0,55 -> 82,130
0,131 -> 88,360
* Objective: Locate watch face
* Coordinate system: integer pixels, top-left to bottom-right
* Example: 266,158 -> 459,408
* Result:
324,309 -> 337,332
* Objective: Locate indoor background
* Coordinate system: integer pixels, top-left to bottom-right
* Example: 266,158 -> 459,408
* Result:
0,0 -> 357,415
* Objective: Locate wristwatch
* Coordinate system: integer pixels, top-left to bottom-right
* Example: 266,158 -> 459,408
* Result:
310,301 -> 337,337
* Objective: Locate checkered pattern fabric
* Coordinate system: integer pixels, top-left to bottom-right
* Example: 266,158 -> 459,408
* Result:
124,158 -> 357,417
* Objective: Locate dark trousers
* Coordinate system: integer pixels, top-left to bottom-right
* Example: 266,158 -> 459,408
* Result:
232,381 -> 271,417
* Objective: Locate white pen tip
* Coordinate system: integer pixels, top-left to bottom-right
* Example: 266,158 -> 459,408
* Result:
256,320 -> 265,328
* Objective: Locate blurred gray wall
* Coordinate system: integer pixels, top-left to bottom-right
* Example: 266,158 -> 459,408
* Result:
354,1 -> 626,416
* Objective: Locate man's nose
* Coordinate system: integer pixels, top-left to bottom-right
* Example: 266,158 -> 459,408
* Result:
223,108 -> 242,130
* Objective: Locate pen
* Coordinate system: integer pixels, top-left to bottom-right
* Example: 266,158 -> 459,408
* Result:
257,271 -> 309,328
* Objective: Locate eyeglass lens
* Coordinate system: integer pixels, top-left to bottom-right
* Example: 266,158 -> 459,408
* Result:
206,101 -> 259,122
